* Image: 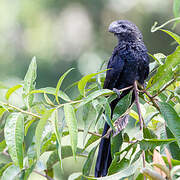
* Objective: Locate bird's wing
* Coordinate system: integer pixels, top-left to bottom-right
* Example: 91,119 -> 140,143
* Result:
103,51 -> 125,90
138,53 -> 149,84
143,54 -> 149,80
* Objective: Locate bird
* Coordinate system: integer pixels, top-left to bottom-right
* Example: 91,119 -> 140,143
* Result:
95,20 -> 149,177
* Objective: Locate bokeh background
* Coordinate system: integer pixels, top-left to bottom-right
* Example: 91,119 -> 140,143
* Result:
0,0 -> 179,179
1,0 -> 180,89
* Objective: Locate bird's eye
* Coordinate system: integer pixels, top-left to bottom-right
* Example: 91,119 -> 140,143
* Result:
121,25 -> 126,29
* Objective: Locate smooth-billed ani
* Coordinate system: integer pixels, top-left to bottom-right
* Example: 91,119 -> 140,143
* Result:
95,20 -> 149,177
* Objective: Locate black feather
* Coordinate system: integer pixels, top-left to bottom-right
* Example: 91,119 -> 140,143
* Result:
95,20 -> 149,177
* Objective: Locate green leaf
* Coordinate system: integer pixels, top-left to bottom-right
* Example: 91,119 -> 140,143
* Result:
55,68 -> 74,104
0,108 -> 6,118
159,102 -> 180,147
78,69 -> 107,96
82,102 -> 96,145
163,156 -> 180,166
103,99 -> 114,130
147,46 -> 180,92
64,104 -> 78,159
112,92 -> 132,121
30,87 -> 71,101
108,157 -> 130,175
1,165 -> 20,180
173,0 -> 180,27
23,57 -> 37,108
72,159 -> 141,180
43,93 -> 55,106
51,110 -> 64,169
131,150 -> 143,164
41,134 -> 56,153
0,162 -> 13,177
46,146 -> 86,169
111,132 -> 123,158
139,139 -> 175,151
83,145 -> 98,176
4,113 -> 24,169
76,89 -> 113,109
5,84 -> 22,101
143,127 -> 157,139
35,109 -> 55,158
160,29 -> 180,45
24,120 -> 38,151
149,53 -> 165,65
20,164 -> 36,180
24,119 -> 36,136
46,150 -> 59,170
0,140 -> 6,152
83,135 -> 101,151
0,153 -> 11,164
166,126 -> 180,160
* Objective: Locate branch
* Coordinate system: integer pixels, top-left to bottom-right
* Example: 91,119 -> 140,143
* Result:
134,81 -> 144,130
0,102 -> 41,118
118,85 -> 133,92
77,128 -> 101,137
151,17 -> 180,32
143,90 -> 160,112
152,77 -> 177,98
1,101 -> 102,138
33,170 -> 54,180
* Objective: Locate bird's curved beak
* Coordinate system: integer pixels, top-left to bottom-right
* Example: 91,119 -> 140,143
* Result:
108,21 -> 119,33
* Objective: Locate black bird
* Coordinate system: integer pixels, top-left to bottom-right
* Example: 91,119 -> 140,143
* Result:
95,20 -> 149,177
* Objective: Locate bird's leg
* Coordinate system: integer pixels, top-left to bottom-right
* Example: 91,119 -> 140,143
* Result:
113,88 -> 121,99
133,80 -> 144,130
113,86 -> 133,99
134,81 -> 146,180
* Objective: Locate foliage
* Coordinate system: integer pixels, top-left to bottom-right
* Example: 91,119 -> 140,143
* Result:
0,6 -> 180,180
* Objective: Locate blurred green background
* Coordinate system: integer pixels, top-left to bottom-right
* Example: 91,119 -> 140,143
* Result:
0,0 -> 179,179
0,0 -> 179,89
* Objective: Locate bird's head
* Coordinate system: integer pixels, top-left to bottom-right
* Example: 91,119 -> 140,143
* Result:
108,20 -> 143,42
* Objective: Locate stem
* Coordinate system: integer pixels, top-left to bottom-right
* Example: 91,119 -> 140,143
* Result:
33,170 -> 54,180
152,77 -> 176,98
118,85 -> 133,92
1,101 -> 102,138
77,128 -> 101,137
0,102 -> 41,118
56,100 -> 83,109
142,150 -> 146,168
151,17 -> 180,32
134,81 -> 144,130
143,90 -> 160,112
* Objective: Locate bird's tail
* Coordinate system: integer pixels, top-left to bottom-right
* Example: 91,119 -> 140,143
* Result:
95,90 -> 132,177
95,122 -> 111,177
95,97 -> 120,177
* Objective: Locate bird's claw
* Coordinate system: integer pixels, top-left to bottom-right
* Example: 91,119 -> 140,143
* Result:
113,88 -> 121,99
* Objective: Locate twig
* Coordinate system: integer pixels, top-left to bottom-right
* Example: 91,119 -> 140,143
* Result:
151,17 -> 180,32
142,150 -> 146,168
77,128 -> 102,137
118,85 -> 133,92
134,81 -> 144,130
33,170 -> 54,180
2,101 -> 102,138
142,90 -> 160,112
134,81 -> 147,180
56,100 -> 83,109
0,102 -> 41,118
152,77 -> 177,98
